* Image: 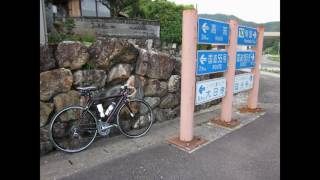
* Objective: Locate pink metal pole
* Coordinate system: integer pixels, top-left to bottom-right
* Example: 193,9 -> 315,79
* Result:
179,9 -> 198,142
247,26 -> 264,109
220,20 -> 238,122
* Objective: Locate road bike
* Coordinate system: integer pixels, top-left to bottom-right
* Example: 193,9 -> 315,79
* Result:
49,84 -> 154,153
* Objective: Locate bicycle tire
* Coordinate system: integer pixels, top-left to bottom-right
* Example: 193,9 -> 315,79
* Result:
117,99 -> 154,138
49,105 -> 98,153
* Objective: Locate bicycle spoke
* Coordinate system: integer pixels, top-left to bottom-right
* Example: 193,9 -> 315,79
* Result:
49,106 -> 97,152
117,100 -> 153,137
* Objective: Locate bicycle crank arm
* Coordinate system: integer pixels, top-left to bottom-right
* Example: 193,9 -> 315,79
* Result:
104,124 -> 118,129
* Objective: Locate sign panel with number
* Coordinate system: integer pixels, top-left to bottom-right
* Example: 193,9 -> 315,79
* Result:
196,50 -> 228,75
236,51 -> 256,69
196,78 -> 226,105
234,73 -> 254,93
198,18 -> 230,44
237,26 -> 257,46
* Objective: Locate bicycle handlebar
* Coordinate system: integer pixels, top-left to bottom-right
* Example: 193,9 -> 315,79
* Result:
121,84 -> 137,97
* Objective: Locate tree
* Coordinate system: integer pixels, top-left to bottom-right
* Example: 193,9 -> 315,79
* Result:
100,0 -> 137,17
125,0 -> 194,43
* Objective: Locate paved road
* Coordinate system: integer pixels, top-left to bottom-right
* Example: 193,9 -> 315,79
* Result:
62,74 -> 280,180
261,55 -> 280,69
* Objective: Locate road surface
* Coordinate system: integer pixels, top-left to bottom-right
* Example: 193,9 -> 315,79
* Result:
62,73 -> 280,180
261,55 -> 280,69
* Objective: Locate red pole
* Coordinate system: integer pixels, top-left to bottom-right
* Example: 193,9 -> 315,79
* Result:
220,20 -> 238,122
179,9 -> 198,142
247,26 -> 264,109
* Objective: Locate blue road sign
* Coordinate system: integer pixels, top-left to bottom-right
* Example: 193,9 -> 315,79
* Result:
199,85 -> 205,94
196,50 -> 228,75
196,77 -> 226,105
234,73 -> 254,93
237,26 -> 257,46
236,51 -> 256,69
198,18 -> 230,44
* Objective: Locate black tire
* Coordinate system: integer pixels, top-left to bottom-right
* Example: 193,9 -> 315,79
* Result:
117,99 -> 154,138
49,106 -> 98,153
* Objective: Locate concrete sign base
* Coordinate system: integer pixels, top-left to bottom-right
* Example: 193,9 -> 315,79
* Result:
211,118 -> 240,129
238,106 -> 264,113
167,136 -> 208,153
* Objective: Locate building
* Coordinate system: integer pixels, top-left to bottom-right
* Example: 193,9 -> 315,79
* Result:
46,0 -> 111,19
68,0 -> 111,17
42,0 -> 160,47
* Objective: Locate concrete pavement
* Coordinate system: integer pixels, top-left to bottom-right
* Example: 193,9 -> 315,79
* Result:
261,55 -> 280,69
63,104 -> 279,180
40,73 -> 279,180
260,55 -> 280,73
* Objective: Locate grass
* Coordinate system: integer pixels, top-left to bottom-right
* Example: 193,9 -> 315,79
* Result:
265,54 -> 280,62
48,18 -> 96,44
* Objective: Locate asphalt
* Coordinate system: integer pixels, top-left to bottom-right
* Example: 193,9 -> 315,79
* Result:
261,55 -> 280,69
61,73 -> 280,180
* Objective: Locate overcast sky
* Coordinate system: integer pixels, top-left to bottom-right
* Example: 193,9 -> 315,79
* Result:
168,0 -> 280,23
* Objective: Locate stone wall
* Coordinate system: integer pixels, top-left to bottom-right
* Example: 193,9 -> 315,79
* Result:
40,38 -> 220,156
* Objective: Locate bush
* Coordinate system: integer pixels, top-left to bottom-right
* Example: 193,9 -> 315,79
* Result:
77,31 -> 96,42
48,18 -> 96,44
125,0 -> 194,44
264,46 -> 278,55
48,31 -> 63,44
263,37 -> 280,55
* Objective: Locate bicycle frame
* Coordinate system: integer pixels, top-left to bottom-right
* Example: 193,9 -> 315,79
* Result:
82,89 -> 135,123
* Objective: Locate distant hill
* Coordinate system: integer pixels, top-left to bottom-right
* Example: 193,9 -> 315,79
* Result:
198,14 -> 279,32
263,21 -> 280,32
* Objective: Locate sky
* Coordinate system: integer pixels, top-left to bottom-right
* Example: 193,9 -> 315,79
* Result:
168,0 -> 280,23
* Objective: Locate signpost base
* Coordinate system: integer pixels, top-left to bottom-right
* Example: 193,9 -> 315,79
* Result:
238,106 -> 264,113
211,118 -> 240,128
167,136 -> 208,152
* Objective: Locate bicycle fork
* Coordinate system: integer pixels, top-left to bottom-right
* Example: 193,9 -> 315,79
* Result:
125,102 -> 136,118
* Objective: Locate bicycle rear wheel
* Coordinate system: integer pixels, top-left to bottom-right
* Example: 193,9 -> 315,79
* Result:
117,99 -> 153,138
49,106 -> 97,153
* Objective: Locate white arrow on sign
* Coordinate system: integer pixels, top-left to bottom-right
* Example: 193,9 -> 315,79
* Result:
253,31 -> 257,38
200,54 -> 207,64
202,23 -> 209,33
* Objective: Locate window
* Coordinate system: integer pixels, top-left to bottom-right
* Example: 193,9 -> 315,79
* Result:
81,0 -> 96,17
97,1 -> 109,17
80,0 -> 110,17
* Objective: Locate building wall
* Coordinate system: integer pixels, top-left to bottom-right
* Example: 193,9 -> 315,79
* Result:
72,17 -> 160,39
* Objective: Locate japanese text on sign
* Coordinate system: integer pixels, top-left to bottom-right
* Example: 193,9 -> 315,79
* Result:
237,26 -> 257,46
198,18 -> 230,44
196,51 -> 228,75
234,73 -> 254,93
236,51 -> 256,69
196,78 -> 227,105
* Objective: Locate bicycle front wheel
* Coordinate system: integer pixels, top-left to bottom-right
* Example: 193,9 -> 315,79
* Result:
49,106 -> 98,153
117,99 -> 154,138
